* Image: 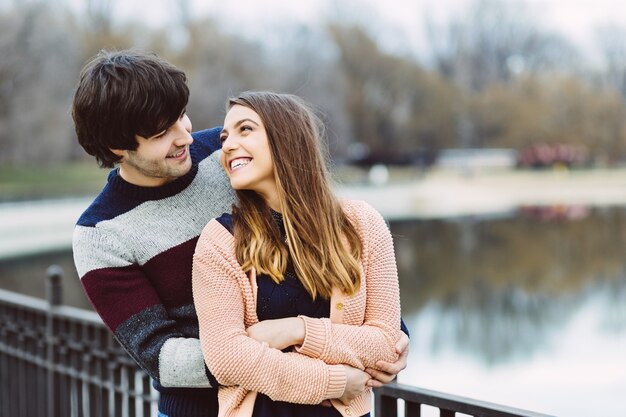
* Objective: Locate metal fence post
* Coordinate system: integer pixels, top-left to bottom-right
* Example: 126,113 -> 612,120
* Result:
47,265 -> 63,306
46,265 -> 64,417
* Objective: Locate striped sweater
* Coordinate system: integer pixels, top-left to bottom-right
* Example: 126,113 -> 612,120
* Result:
192,199 -> 402,417
72,127 -> 236,417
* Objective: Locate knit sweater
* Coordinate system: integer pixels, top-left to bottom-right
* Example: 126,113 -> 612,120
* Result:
72,127 -> 236,417
192,199 -> 401,417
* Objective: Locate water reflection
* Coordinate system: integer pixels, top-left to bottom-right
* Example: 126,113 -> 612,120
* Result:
596,277 -> 626,334
389,206 -> 626,416
392,206 -> 626,366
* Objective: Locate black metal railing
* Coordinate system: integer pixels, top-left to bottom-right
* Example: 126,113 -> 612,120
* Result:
374,383 -> 555,417
0,266 -> 157,417
0,265 -> 554,417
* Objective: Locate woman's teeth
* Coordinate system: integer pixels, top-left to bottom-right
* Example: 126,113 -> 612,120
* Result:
231,158 -> 251,170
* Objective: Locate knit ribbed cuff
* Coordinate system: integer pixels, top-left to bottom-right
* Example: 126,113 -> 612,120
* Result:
330,389 -> 372,417
347,389 -> 372,413
295,316 -> 328,358
324,364 -> 347,400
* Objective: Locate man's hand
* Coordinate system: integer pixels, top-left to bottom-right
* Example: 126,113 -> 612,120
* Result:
365,332 -> 409,388
246,317 -> 304,350
338,365 -> 370,405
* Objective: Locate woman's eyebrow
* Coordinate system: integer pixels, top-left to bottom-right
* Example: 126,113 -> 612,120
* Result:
222,118 -> 260,135
234,118 -> 259,128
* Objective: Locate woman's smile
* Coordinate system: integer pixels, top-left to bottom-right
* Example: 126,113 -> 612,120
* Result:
229,157 -> 252,173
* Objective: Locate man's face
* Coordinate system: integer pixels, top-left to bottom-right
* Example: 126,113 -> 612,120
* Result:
114,113 -> 194,187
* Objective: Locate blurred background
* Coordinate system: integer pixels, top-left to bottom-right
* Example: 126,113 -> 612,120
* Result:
1,0 -> 626,416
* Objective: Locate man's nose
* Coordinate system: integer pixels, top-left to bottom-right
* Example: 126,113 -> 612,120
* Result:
173,120 -> 193,146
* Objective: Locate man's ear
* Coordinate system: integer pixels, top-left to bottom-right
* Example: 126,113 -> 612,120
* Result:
110,149 -> 127,160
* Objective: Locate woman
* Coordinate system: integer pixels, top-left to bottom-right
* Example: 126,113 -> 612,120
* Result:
192,91 -> 401,417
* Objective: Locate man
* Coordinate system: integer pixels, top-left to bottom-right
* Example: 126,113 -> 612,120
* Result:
71,49 -> 408,417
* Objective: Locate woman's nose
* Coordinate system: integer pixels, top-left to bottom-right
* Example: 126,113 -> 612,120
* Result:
221,135 -> 239,152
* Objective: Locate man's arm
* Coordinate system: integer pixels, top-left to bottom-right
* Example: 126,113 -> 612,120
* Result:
247,318 -> 410,387
73,224 -> 213,388
367,332 -> 409,387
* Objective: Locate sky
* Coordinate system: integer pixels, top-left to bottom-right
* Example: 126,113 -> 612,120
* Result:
66,0 -> 626,64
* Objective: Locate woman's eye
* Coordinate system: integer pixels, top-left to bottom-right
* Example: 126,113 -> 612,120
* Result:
220,135 -> 227,143
240,125 -> 252,132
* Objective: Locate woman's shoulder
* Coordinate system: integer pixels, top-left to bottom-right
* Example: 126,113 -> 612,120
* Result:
214,212 -> 234,235
340,199 -> 383,223
340,199 -> 391,246
196,213 -> 235,252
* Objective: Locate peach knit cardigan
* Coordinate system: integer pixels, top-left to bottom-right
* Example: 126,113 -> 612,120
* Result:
192,200 -> 401,417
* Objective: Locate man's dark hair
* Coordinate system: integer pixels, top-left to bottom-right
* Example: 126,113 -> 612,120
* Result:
72,49 -> 189,168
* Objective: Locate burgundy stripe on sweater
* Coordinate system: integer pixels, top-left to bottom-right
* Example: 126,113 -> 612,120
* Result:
81,264 -> 161,331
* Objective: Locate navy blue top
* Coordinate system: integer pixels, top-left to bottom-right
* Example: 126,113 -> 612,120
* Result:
215,212 -> 369,417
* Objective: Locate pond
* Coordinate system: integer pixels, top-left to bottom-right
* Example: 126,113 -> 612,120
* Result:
2,205 -> 625,417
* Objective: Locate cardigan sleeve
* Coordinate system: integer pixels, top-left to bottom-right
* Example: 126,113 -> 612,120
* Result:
295,200 -> 401,370
192,220 -> 346,404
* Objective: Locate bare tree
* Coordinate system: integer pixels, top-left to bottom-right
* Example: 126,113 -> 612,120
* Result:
0,3 -> 82,165
161,19 -> 272,130
425,0 -> 579,91
470,74 -> 626,161
329,24 -> 459,164
253,23 -> 352,161
85,0 -> 114,34
595,24 -> 626,99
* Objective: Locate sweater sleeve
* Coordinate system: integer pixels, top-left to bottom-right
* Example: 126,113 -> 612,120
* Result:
192,220 -> 347,404
295,200 -> 401,370
73,225 -> 213,388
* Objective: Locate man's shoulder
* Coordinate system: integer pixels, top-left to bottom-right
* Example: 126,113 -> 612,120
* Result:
76,182 -> 123,227
191,127 -> 223,158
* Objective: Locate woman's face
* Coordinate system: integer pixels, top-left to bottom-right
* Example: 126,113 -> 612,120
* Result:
220,104 -> 278,207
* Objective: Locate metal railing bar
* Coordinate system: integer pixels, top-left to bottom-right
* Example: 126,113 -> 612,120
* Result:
376,383 -> 555,417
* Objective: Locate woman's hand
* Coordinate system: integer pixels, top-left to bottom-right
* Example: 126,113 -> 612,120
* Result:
246,317 -> 305,350
338,365 -> 370,405
365,332 -> 409,387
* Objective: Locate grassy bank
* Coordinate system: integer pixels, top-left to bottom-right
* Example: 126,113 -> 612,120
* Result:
0,162 -> 401,202
0,162 -> 107,201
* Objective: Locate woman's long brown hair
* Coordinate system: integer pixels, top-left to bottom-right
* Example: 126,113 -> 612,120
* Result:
228,91 -> 362,299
